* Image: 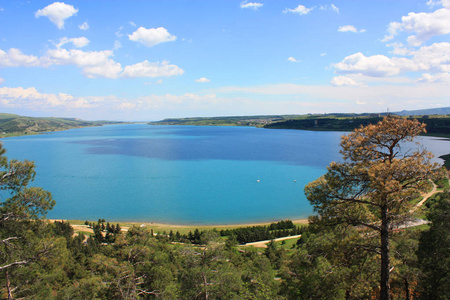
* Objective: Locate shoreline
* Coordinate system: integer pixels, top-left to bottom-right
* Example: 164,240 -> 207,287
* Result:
50,218 -> 310,231
120,218 -> 310,227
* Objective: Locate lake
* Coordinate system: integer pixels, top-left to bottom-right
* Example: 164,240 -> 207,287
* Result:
1,124 -> 448,224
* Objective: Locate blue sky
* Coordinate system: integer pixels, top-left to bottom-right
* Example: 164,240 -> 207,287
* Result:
0,1 -> 449,121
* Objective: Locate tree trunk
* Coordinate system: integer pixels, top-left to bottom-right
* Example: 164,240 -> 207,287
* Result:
380,207 -> 390,300
405,277 -> 410,300
345,289 -> 351,300
6,269 -> 13,300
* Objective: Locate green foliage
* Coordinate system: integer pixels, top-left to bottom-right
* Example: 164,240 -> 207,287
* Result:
1,132 -> 448,299
281,225 -> 379,299
304,116 -> 437,300
264,115 -> 450,137
268,219 -> 295,230
220,222 -> 305,244
150,115 -> 291,127
417,191 -> 450,299
0,142 -> 58,298
439,153 -> 450,170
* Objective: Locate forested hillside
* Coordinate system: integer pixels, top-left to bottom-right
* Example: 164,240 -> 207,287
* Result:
0,113 -> 121,136
150,113 -> 450,138
264,115 -> 450,136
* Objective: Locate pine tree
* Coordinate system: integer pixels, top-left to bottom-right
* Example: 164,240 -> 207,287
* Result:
305,116 -> 437,299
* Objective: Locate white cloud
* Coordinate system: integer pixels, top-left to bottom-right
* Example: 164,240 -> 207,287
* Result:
338,25 -> 365,33
0,46 -> 186,79
0,47 -> 121,78
0,86 -> 98,109
57,37 -> 90,48
418,73 -> 450,83
287,56 -> 300,62
214,82 -> 450,115
128,27 -> 176,47
0,77 -> 4,85
427,0 -> 440,7
331,4 -> 339,13
67,37 -> 89,48
334,43 -> 450,78
240,1 -> 263,10
113,40 -> 122,50
283,5 -> 313,15
82,63 -> 123,79
320,53 -> 327,56
195,77 -> 210,83
79,21 -> 89,30
320,4 -> 339,13
115,26 -> 124,38
334,52 -> 400,77
35,2 -> 78,29
135,93 -> 217,110
0,48 -> 40,67
1,83 -> 448,120
116,102 -> 137,110
383,7 -> 450,45
145,79 -> 163,85
386,43 -> 411,56
382,22 -> 403,42
331,76 -> 360,86
129,21 -> 137,27
410,42 -> 450,72
45,48 -> 122,78
122,60 -> 184,78
427,0 -> 450,8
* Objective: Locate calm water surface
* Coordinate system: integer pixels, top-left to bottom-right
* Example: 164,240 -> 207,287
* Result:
1,124 -> 448,224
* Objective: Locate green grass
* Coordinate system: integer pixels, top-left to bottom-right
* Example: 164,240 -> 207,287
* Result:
76,230 -> 94,236
434,176 -> 449,190
412,224 -> 430,231
276,238 -> 299,250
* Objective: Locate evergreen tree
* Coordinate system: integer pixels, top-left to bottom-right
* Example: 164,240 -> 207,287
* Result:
417,191 -> 450,299
305,116 -> 437,300
0,143 -> 56,298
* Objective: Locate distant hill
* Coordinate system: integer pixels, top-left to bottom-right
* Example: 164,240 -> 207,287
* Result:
393,107 -> 450,116
264,116 -> 450,136
150,115 -> 293,127
151,109 -> 450,138
0,113 -> 122,137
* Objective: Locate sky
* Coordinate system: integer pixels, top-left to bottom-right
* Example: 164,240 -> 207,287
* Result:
0,0 -> 449,121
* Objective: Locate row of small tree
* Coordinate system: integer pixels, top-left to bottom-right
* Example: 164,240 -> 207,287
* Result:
85,219 -> 122,234
219,224 -> 306,244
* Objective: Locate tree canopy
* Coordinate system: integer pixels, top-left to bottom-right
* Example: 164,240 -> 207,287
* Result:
0,142 -> 56,299
305,116 -> 437,300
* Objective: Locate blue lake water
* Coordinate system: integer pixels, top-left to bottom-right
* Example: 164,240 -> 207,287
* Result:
1,124 -> 448,224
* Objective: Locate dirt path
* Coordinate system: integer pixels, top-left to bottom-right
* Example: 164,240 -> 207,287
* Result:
410,181 -> 437,213
243,234 -> 302,248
